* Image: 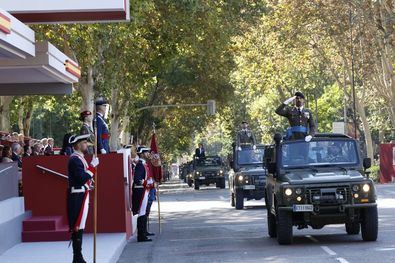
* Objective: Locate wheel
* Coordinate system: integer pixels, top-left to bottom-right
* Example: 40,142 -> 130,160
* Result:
345,222 -> 360,235
276,209 -> 293,245
218,178 -> 225,189
267,210 -> 277,238
361,206 -> 378,241
230,192 -> 235,207
235,189 -> 244,210
194,181 -> 200,190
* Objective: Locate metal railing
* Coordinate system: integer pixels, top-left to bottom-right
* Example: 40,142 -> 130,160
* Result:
36,165 -> 68,180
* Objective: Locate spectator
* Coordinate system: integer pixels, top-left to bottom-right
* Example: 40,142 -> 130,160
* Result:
11,132 -> 19,142
18,134 -> 25,146
44,138 -> 55,156
11,143 -> 22,168
23,145 -> 32,157
41,138 -> 48,154
32,143 -> 42,156
60,133 -> 73,156
2,146 -> 13,163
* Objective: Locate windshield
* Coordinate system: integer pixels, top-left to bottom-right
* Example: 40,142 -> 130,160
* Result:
196,157 -> 222,167
281,140 -> 359,168
237,148 -> 264,165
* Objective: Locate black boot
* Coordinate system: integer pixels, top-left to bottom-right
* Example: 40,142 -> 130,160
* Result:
72,230 -> 87,263
137,216 -> 152,242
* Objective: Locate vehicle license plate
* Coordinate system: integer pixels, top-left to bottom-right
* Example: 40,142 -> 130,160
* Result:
293,204 -> 313,212
243,185 -> 255,190
199,177 -> 205,180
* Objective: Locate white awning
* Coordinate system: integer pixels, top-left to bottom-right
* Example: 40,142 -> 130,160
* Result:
0,41 -> 80,95
0,8 -> 35,59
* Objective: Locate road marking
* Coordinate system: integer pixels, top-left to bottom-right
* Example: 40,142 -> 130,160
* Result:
173,223 -> 262,229
321,246 -> 337,256
336,258 -> 350,263
305,235 -> 319,243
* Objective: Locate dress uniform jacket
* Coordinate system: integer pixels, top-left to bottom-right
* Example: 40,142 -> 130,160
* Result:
275,104 -> 316,140
236,129 -> 257,146
67,152 -> 96,232
132,160 -> 154,216
96,112 -> 110,153
80,123 -> 95,154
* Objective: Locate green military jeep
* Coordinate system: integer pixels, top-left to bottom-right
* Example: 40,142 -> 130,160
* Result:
265,133 -> 378,245
229,144 -> 266,209
193,156 -> 226,190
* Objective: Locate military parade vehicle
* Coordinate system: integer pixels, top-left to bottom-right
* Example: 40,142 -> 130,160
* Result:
192,156 -> 226,190
229,144 -> 267,209
264,133 -> 378,245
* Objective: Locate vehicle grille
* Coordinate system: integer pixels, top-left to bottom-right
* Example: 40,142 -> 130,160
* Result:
307,186 -> 350,205
203,171 -> 217,177
250,175 -> 266,185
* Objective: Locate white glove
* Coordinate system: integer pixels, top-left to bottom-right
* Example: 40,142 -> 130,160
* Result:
283,96 -> 296,105
253,145 -> 256,150
100,149 -> 107,154
90,156 -> 99,167
237,146 -> 242,151
305,135 -> 313,142
134,156 -> 139,162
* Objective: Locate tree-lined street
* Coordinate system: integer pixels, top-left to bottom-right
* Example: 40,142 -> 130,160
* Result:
118,183 -> 395,263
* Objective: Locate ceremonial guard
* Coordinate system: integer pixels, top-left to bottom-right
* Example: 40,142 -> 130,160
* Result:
236,121 -> 257,151
67,134 -> 99,263
95,97 -> 110,154
275,91 -> 316,141
79,110 -> 95,154
132,147 -> 155,242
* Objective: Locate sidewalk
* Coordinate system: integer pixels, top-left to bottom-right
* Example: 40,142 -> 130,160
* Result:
0,233 -> 126,263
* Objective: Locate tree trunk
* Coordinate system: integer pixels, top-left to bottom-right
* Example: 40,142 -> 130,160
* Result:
355,97 -> 374,160
24,109 -> 33,137
79,66 -> 95,113
109,86 -> 120,151
18,98 -> 24,134
0,96 -> 13,131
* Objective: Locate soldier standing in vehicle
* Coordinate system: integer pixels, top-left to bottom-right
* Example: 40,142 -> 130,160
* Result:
236,121 -> 257,151
275,91 -> 316,141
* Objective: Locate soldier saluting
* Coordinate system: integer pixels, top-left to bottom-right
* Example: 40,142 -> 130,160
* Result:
67,134 -> 99,263
236,121 -> 257,151
275,91 -> 316,141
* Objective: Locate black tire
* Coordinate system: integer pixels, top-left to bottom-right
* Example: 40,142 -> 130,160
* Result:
361,206 -> 378,241
267,210 -> 277,238
345,222 -> 360,235
218,178 -> 226,189
276,210 -> 293,245
235,189 -> 244,210
194,181 -> 200,190
231,192 -> 235,207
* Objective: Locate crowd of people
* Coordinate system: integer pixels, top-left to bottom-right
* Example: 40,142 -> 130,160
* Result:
0,132 -> 55,168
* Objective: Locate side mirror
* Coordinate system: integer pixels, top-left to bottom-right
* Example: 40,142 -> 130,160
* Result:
363,157 -> 371,169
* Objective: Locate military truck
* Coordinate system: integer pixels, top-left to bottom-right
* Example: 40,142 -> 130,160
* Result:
229,144 -> 266,209
192,156 -> 225,190
265,133 -> 378,245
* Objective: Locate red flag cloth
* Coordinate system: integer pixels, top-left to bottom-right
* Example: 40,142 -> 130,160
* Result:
150,133 -> 163,182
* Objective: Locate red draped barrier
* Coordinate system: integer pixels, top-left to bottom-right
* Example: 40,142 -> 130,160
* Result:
379,143 -> 395,183
22,153 -> 132,239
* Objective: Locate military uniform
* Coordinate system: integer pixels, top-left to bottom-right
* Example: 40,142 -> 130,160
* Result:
80,123 -> 94,154
236,129 -> 256,147
66,134 -> 98,263
275,93 -> 316,140
96,112 -> 110,154
132,147 -> 154,242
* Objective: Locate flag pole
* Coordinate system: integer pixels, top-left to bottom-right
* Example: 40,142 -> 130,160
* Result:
93,103 -> 98,263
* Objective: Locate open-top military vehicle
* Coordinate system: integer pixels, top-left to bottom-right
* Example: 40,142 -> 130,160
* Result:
192,156 -> 225,190
265,133 -> 378,245
229,144 -> 266,209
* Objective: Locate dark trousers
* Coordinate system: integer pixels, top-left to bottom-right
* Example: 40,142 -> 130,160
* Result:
72,229 -> 86,263
137,215 -> 148,241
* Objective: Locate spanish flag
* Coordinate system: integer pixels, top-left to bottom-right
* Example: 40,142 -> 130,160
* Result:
0,13 -> 11,34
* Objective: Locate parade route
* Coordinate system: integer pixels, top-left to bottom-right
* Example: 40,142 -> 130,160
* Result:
118,183 -> 395,263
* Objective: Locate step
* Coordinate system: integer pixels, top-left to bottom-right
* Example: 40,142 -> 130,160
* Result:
23,216 -> 64,232
22,227 -> 70,242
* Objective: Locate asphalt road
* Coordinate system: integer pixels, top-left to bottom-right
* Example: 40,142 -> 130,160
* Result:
118,183 -> 395,263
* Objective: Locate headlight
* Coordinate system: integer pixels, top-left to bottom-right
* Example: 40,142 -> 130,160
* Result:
284,188 -> 293,196
352,185 -> 360,192
220,170 -> 223,173
295,188 -> 302,195
238,175 -> 244,181
362,184 -> 370,193
196,171 -> 200,175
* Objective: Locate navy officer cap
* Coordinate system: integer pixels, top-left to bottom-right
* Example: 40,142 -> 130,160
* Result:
295,91 -> 305,99
95,97 -> 109,106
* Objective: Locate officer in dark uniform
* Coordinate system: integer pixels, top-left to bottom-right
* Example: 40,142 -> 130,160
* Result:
275,91 -> 316,141
236,121 -> 257,150
79,110 -> 95,154
194,143 -> 205,159
67,134 -> 99,263
132,147 -> 154,242
95,97 -> 110,154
